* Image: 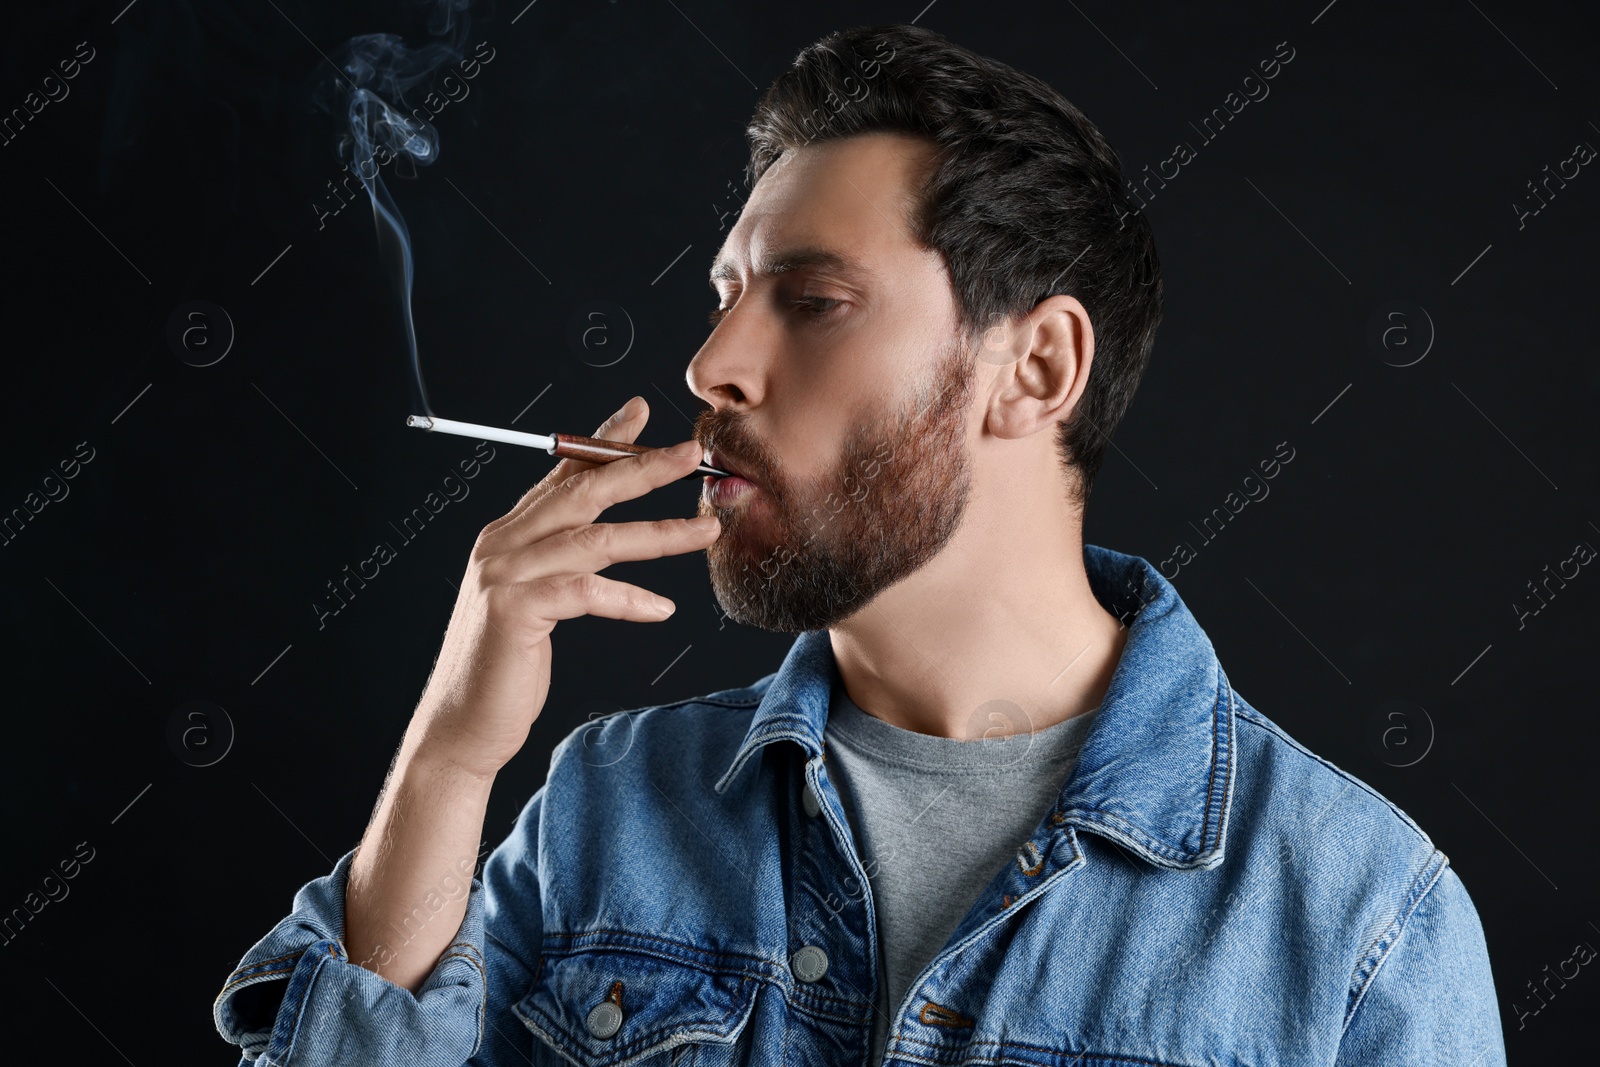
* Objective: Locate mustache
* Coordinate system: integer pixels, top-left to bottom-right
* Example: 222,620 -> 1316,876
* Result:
695,411 -> 775,487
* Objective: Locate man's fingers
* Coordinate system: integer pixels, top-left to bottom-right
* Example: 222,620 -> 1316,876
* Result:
482,396 -> 649,539
507,571 -> 679,625
501,440 -> 705,548
552,395 -> 649,479
479,515 -> 721,588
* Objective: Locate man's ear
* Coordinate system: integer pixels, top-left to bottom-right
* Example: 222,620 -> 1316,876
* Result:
983,294 -> 1094,442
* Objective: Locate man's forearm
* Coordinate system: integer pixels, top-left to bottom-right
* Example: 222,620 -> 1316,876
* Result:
344,731 -> 496,993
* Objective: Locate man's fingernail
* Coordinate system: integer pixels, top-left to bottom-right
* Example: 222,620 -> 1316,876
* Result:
664,440 -> 700,457
614,397 -> 640,421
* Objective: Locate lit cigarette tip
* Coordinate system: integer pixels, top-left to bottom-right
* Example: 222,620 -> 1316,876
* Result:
406,415 -> 434,430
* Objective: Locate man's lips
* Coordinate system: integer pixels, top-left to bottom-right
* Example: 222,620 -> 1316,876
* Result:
706,449 -> 759,487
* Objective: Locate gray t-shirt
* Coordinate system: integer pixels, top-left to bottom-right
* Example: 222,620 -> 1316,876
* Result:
823,682 -> 1098,1066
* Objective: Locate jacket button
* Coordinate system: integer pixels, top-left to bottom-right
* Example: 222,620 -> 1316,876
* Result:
801,780 -> 821,818
586,1001 -> 623,1039
791,945 -> 829,982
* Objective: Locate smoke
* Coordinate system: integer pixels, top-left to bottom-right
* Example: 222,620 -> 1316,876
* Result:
319,0 -> 474,418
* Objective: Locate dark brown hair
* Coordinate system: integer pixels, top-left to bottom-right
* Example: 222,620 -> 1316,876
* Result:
744,23 -> 1161,508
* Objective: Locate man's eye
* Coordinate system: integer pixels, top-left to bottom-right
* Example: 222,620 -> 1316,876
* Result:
792,296 -> 841,318
707,296 -> 841,327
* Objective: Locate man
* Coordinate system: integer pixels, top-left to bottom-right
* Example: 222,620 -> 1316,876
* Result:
215,23 -> 1506,1066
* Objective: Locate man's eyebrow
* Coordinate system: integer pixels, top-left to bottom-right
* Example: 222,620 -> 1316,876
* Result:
708,246 -> 877,286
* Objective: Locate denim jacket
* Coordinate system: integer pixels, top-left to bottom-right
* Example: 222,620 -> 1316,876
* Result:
214,544 -> 1506,1066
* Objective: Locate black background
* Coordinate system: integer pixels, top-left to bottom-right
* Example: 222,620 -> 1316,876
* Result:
2,0 -> 1595,1060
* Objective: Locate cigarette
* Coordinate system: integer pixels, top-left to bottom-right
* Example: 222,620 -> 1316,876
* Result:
406,415 -> 730,480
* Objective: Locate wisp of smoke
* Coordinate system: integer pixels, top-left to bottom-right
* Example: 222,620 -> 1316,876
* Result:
319,1 -> 473,418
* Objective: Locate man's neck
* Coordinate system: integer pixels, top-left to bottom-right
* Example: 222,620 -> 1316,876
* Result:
827,524 -> 1126,741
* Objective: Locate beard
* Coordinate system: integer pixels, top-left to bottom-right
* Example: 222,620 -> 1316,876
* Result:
693,334 -> 976,632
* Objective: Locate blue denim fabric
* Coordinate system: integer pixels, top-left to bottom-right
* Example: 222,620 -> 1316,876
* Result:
215,544 -> 1506,1066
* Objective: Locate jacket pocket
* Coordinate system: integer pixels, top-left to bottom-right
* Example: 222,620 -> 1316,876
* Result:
513,944 -> 759,1067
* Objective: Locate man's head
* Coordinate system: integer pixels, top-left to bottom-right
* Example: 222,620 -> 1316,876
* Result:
688,24 -> 1160,632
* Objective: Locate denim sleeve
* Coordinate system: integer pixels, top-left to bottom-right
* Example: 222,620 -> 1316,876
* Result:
212,784 -> 548,1067
1333,862 -> 1507,1066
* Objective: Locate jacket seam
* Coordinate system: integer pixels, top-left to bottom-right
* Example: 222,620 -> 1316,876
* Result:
554,694 -> 766,782
1197,671 -> 1233,855
281,943 -> 337,1062
886,829 -> 1090,1056
216,962 -> 297,1002
893,1032 -> 1189,1066
658,683 -> 769,711
1054,810 -> 1205,867
1340,848 -> 1450,1034
540,932 -> 866,1018
784,981 -> 873,1025
438,949 -> 486,974
1215,680 -> 1238,856
559,695 -> 763,742
1046,671 -> 1233,869
518,958 -> 763,1062
1232,700 -> 1434,846
445,938 -> 486,968
214,949 -> 306,1005
715,726 -> 816,792
1197,674 -> 1220,850
523,986 -> 747,1065
541,929 -> 777,978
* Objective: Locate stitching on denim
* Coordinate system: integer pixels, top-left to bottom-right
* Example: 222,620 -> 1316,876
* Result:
215,947 -> 308,1005
280,943 -> 336,1061
760,966 -> 863,1014
568,821 -> 862,1020
1198,671 -> 1232,855
560,693 -> 761,758
781,985 -> 865,1026
893,1032 -> 1190,1066
1199,675 -> 1221,847
1213,681 -> 1239,856
458,944 -> 487,968
542,929 -> 773,973
438,950 -> 486,978
1048,810 -> 1193,866
525,959 -> 751,1062
1232,698 -> 1435,847
234,949 -> 304,975
717,727 -> 818,791
659,698 -> 763,715
1043,679 -> 1232,868
1342,848 -> 1449,1032
607,979 -> 624,1007
776,756 -> 878,1025
216,962 -> 297,1000
535,934 -> 849,1024
1000,833 -> 1084,916
1017,841 -> 1045,876
446,939 -> 486,968
884,834 -> 1088,1059
735,727 -> 811,750
573,690 -> 766,788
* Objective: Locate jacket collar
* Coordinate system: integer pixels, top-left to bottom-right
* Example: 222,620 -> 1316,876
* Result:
713,543 -> 1236,870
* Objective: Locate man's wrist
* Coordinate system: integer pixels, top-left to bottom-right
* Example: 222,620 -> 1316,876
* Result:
400,713 -> 505,780
399,729 -> 502,791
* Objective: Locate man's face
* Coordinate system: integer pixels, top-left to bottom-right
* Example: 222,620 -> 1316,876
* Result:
688,132 -> 979,632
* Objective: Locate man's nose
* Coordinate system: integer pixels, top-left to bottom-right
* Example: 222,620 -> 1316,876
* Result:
686,314 -> 767,410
